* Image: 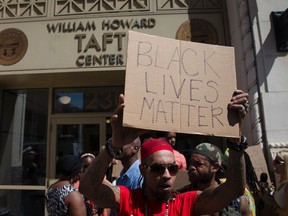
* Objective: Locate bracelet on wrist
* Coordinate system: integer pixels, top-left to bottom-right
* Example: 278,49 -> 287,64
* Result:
105,138 -> 122,158
227,135 -> 248,152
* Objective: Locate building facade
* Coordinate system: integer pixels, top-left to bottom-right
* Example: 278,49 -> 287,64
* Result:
0,0 -> 287,215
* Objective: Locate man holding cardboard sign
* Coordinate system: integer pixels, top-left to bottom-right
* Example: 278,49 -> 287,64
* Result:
79,32 -> 249,215
80,90 -> 248,215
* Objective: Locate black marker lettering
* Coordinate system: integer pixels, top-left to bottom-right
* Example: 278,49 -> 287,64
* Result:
166,101 -> 179,124
204,51 -> 220,78
156,100 -> 167,123
155,44 -> 164,69
182,104 -> 196,126
140,97 -> 155,123
205,81 -> 219,103
198,106 -> 208,127
190,79 -> 202,102
182,48 -> 199,76
167,47 -> 180,71
170,76 -> 186,99
145,72 -> 156,94
211,106 -> 223,127
137,41 -> 153,67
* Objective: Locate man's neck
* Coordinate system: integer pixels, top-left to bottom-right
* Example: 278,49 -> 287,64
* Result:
144,188 -> 172,201
193,179 -> 218,191
121,156 -> 138,172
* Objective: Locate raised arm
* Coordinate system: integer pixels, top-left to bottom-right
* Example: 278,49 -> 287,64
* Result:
227,89 -> 249,120
110,94 -> 146,150
79,142 -> 119,209
79,94 -> 145,210
194,90 -> 248,215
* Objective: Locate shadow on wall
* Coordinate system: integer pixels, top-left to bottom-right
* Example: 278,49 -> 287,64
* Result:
248,0 -> 288,182
250,0 -> 287,86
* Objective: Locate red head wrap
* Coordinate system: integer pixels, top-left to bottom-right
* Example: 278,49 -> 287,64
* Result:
141,138 -> 174,162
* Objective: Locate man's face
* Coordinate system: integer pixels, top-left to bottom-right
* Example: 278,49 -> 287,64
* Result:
121,144 -> 134,158
141,150 -> 177,200
117,143 -> 138,160
165,132 -> 176,147
188,153 -> 215,185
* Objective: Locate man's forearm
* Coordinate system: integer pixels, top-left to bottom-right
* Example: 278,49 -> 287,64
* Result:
225,150 -> 246,198
79,148 -> 113,201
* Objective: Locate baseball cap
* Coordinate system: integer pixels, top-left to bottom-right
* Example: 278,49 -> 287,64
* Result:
192,143 -> 223,165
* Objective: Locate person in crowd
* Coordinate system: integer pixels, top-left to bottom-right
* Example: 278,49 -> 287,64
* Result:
79,90 -> 248,216
162,131 -> 187,171
110,138 -> 143,216
74,152 -> 109,216
257,172 -> 273,215
45,154 -> 86,216
81,153 -> 96,171
259,150 -> 288,216
178,142 -> 251,215
74,153 -> 96,188
78,153 -> 101,216
258,172 -> 269,192
115,137 -> 143,189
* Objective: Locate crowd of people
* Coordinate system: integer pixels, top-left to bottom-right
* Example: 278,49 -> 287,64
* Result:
45,90 -> 288,216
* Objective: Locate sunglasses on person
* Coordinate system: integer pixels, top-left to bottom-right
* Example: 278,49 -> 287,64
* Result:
273,159 -> 285,165
144,163 -> 179,176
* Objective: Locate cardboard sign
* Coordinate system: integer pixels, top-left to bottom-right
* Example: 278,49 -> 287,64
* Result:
124,31 -> 239,137
245,145 -> 270,183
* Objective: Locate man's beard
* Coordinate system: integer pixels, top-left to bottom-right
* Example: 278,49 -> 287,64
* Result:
198,171 -> 214,184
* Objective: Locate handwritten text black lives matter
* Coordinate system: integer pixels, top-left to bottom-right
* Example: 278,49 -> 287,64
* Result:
135,40 -> 225,129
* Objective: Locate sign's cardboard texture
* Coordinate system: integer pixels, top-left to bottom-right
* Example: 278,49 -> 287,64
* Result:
124,31 -> 239,138
245,145 -> 270,183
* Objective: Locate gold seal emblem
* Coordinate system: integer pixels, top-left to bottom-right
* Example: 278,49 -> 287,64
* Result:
0,28 -> 28,65
176,19 -> 218,44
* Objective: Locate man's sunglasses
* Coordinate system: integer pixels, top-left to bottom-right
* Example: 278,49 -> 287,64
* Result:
273,159 -> 285,165
144,163 -> 179,176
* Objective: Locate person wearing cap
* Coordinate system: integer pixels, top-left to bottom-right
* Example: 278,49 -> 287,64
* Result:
45,155 -> 86,216
178,143 -> 250,215
80,90 -> 249,216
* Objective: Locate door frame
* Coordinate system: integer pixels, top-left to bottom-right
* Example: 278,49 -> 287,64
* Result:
48,114 -> 108,183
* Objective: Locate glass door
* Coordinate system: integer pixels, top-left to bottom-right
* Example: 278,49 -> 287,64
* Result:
48,117 -> 107,182
0,89 -> 48,216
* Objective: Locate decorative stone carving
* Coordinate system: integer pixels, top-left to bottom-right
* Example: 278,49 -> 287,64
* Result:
55,0 -> 149,15
0,28 -> 28,65
176,19 -> 218,44
0,0 -> 47,18
157,0 -> 222,10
